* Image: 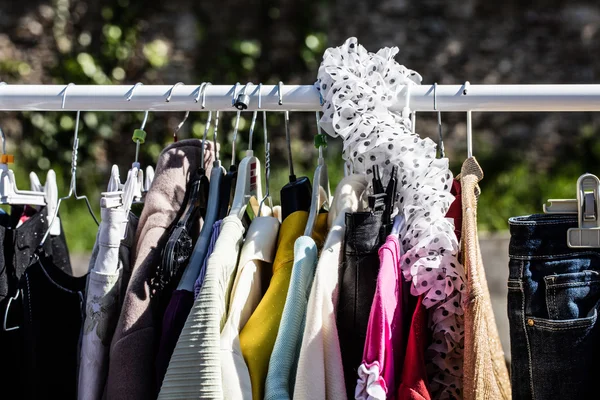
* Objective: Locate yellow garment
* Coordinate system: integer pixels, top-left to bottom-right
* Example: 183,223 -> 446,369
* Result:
239,211 -> 329,400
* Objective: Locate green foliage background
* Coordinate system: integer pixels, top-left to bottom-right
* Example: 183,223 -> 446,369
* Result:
1,0 -> 599,252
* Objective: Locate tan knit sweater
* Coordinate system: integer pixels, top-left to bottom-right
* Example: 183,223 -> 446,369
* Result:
460,157 -> 511,400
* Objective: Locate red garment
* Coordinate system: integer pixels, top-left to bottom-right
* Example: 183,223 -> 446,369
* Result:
397,295 -> 430,400
397,180 -> 462,400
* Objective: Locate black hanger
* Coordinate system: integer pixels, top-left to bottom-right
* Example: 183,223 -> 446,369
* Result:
279,83 -> 311,221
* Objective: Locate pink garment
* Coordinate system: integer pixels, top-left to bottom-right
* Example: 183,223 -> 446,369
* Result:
356,235 -> 404,400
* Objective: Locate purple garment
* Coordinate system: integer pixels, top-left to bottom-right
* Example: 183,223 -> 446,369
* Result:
155,289 -> 195,390
193,219 -> 223,299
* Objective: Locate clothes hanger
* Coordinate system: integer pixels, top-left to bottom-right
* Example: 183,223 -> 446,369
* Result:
229,82 -> 263,220
217,82 -> 240,219
304,111 -> 331,237
258,108 -> 274,217
166,82 -> 189,143
433,82 -> 445,158
100,86 -> 146,238
278,81 -> 312,221
0,125 -> 46,206
28,170 -> 59,234
39,84 -> 100,248
158,85 -> 211,295
176,82 -> 227,291
463,81 -> 473,159
100,84 -> 147,232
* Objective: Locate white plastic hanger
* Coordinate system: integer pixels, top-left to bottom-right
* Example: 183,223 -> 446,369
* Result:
0,126 -> 46,206
304,111 -> 331,237
229,82 -> 263,220
143,165 -> 154,196
29,170 -> 60,235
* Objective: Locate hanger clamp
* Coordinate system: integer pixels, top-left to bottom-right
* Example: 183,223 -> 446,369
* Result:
545,173 -> 600,248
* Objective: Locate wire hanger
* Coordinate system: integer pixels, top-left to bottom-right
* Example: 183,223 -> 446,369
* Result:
258,93 -> 274,217
177,85 -> 227,291
217,83 -> 241,219
167,82 -> 189,142
463,81 -> 473,159
100,85 -> 146,236
434,82 -> 445,158
159,84 -> 211,297
304,111 -> 331,237
229,82 -> 263,220
40,83 -> 99,249
279,81 -> 312,221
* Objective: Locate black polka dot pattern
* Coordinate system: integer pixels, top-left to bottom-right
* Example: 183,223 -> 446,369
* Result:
316,37 -> 465,399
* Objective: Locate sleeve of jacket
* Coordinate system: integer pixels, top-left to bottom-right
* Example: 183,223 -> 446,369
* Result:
105,139 -> 214,400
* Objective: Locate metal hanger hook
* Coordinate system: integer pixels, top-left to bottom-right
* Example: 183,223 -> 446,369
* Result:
231,82 -> 240,106
199,110 -> 213,164
258,82 -> 262,109
316,111 -> 324,160
433,82 -> 445,158
232,109 -> 241,166
126,82 -> 143,101
172,111 -> 189,142
235,82 -> 254,110
213,111 -> 220,161
61,83 -> 75,109
258,109 -> 272,216
140,110 -> 149,131
197,82 -> 212,109
463,81 -> 473,158
166,81 -> 184,102
278,81 -> 284,105
466,110 -> 473,159
0,126 -> 5,155
247,83 -> 262,151
278,81 -> 294,177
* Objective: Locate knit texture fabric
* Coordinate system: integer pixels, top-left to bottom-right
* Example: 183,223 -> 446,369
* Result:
460,157 -> 511,400
158,216 -> 245,399
239,211 -> 309,400
265,213 -> 329,400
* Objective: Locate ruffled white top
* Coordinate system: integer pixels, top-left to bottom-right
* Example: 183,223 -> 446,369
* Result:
316,37 -> 466,400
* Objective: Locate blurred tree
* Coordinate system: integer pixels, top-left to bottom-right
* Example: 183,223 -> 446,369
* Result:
1,0 -> 600,251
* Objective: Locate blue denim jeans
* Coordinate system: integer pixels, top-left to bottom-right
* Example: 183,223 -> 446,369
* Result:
508,214 -> 600,399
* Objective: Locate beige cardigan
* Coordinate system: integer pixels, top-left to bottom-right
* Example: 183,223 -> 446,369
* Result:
460,157 -> 511,400
105,139 -> 214,400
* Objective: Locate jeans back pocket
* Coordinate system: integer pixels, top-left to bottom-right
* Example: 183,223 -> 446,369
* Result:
545,270 -> 600,320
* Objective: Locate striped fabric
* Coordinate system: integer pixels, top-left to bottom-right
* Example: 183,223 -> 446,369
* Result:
158,216 -> 245,399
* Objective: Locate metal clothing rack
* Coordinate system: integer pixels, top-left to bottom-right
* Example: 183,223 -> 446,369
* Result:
1,84 -> 600,112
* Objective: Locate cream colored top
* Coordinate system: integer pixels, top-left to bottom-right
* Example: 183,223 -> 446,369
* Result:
221,216 -> 280,400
